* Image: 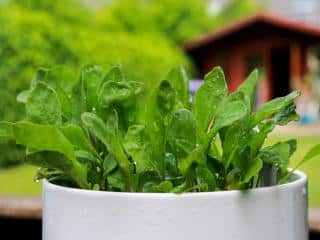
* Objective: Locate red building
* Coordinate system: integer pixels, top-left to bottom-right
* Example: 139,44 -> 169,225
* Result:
183,13 -> 320,103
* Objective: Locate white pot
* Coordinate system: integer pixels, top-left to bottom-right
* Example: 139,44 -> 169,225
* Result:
43,170 -> 308,240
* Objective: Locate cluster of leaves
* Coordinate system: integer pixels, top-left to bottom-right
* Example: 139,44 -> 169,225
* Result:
0,0 -> 260,167
1,65 -> 319,192
0,2 -> 189,167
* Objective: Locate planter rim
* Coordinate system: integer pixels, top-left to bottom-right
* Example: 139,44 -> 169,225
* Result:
43,169 -> 307,198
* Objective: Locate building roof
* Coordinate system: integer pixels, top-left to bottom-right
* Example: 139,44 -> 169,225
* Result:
183,13 -> 320,52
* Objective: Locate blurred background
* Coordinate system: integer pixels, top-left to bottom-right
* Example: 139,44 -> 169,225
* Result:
0,0 -> 320,234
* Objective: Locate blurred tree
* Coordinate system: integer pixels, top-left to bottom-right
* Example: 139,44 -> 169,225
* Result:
98,0 -> 214,43
97,0 -> 260,43
11,0 -> 93,25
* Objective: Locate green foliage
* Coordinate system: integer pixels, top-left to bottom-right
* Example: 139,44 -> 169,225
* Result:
0,0 -> 261,167
97,0 -> 212,43
11,0 -> 93,25
194,67 -> 228,143
1,65 -> 318,193
97,0 -> 260,43
0,2 -> 190,167
210,0 -> 262,30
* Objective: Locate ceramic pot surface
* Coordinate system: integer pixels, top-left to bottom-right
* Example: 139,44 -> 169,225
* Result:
43,170 -> 308,240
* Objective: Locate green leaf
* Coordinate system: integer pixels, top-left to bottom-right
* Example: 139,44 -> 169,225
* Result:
286,139 -> 297,156
71,78 -> 87,124
138,171 -> 161,192
45,66 -> 78,94
196,166 -> 216,191
248,121 -> 275,156
179,146 -> 205,175
81,111 -> 130,174
171,181 -> 188,193
124,125 -> 158,174
142,182 -> 157,192
52,88 -> 72,120
193,66 -> 227,142
274,103 -> 299,125
59,124 -> 98,156
26,82 -> 62,125
76,150 -> 100,165
257,142 -> 296,186
30,67 -> 49,88
107,170 -> 125,191
242,157 -> 263,183
205,98 -> 247,150
166,66 -> 189,108
92,184 -> 100,191
26,151 -> 73,171
213,100 -> 247,132
100,65 -> 123,87
208,140 -> 221,160
103,154 -> 118,175
221,124 -> 242,169
260,139 -> 297,185
81,112 -> 108,147
156,80 -> 176,116
98,81 -> 134,108
154,181 -> 173,192
138,80 -> 176,178
237,69 -> 259,109
167,109 -> 196,160
230,146 -> 263,187
16,90 -> 31,104
225,168 -> 242,190
253,91 -> 301,125
80,65 -> 104,110
127,81 -> 143,95
259,141 -> 292,166
45,66 -> 77,120
164,153 -> 178,179
13,122 -> 75,161
10,122 -> 88,188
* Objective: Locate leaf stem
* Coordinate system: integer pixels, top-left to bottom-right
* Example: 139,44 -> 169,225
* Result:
259,163 -> 277,187
207,117 -> 215,133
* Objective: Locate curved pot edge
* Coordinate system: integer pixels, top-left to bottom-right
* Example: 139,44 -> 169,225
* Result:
42,169 -> 307,198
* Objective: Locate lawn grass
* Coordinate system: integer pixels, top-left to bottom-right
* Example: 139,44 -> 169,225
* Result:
0,135 -> 319,206
0,164 -> 41,196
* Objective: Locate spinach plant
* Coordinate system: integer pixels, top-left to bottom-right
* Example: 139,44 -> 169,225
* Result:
0,65 -> 319,192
